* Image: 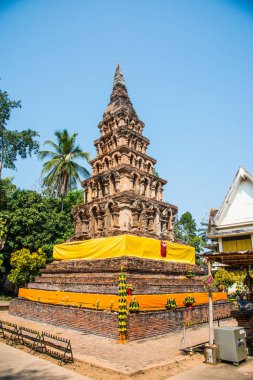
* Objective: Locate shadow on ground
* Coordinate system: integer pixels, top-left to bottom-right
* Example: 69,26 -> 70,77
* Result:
0,368 -> 71,380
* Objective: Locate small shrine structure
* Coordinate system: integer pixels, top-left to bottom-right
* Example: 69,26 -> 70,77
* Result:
10,66 -> 231,341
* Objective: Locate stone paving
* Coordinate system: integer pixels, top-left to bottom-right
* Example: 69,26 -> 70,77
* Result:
0,301 -> 10,310
166,359 -> 253,380
0,342 -> 90,380
0,310 -> 237,375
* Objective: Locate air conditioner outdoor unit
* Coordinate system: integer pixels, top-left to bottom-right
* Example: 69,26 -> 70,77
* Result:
213,326 -> 248,365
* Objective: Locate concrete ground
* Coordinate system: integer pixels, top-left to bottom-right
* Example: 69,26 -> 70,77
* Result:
0,310 -> 237,375
1,310 -> 253,379
167,359 -> 253,380
0,342 -> 91,380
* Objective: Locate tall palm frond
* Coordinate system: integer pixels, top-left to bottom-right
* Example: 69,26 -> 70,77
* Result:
39,129 -> 90,201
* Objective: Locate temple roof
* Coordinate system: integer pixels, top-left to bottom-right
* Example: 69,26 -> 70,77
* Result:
203,250 -> 253,267
207,166 -> 253,238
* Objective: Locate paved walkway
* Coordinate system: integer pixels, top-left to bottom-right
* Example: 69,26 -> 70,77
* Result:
0,310 -> 237,375
0,342 -> 91,380
0,301 -> 10,311
166,359 -> 253,380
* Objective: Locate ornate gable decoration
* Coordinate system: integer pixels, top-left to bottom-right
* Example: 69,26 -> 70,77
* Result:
211,167 -> 253,229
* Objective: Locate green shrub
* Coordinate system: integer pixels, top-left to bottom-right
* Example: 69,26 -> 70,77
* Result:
213,268 -> 236,291
8,248 -> 46,288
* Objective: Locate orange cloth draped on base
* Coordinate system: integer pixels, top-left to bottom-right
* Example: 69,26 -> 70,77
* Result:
19,288 -> 227,311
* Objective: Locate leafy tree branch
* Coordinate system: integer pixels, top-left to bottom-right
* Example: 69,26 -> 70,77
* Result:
0,87 -> 39,178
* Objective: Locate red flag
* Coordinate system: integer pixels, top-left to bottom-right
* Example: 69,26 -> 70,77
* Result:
161,241 -> 167,257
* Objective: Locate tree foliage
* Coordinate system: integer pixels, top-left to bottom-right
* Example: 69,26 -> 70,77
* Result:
0,217 -> 7,242
8,248 -> 46,288
39,129 -> 90,202
213,268 -> 236,290
198,219 -> 208,243
0,87 -> 39,178
0,254 -> 4,274
174,211 -> 205,253
0,178 -> 83,270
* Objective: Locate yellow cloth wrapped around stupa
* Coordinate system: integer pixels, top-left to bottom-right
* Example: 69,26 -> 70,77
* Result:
53,234 -> 195,264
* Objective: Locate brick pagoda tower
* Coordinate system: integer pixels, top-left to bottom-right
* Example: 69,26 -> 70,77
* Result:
73,65 -> 177,241
10,66 -> 231,341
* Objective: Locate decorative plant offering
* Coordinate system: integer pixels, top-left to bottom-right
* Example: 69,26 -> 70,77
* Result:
129,297 -> 140,313
183,295 -> 196,308
186,270 -> 195,279
165,298 -> 177,309
118,266 -> 128,342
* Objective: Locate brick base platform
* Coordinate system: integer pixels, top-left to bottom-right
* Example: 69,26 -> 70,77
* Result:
27,256 -> 206,295
9,298 -> 233,341
231,310 -> 253,356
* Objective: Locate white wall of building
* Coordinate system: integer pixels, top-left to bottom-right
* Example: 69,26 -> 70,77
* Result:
220,179 -> 253,226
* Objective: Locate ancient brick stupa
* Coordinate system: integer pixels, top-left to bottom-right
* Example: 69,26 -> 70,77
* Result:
10,66 -> 230,341
72,64 -> 177,241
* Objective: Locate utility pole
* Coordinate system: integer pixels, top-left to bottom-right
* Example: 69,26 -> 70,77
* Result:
208,259 -> 214,345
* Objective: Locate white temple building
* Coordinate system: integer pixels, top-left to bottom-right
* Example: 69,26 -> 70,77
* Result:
207,167 -> 253,253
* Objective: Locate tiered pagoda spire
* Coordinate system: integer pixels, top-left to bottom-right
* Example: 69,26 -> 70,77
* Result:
73,65 -> 177,240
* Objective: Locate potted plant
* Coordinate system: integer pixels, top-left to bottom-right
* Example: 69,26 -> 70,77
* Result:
129,297 -> 140,313
183,295 -> 196,308
126,284 -> 135,296
186,270 -> 195,279
165,298 -> 177,310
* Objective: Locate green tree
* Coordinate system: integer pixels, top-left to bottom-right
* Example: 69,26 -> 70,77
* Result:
39,129 -> 90,208
174,211 -> 205,254
0,254 -> 4,275
0,177 -> 16,209
0,217 -> 7,244
8,248 -> 46,288
0,88 -> 39,179
198,218 -> 209,244
213,268 -> 236,291
64,189 -> 83,206
0,178 -> 82,270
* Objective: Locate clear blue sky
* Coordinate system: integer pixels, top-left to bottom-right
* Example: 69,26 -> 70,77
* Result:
1,0 -> 253,225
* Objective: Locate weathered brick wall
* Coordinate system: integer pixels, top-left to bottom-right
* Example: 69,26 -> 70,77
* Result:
232,310 -> 253,355
9,298 -> 233,341
127,302 -> 234,340
9,298 -> 119,339
28,256 -> 206,294
28,281 -> 204,294
43,256 -> 204,275
28,272 -> 206,294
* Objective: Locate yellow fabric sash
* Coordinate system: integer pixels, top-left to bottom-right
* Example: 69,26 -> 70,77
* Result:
53,235 -> 195,264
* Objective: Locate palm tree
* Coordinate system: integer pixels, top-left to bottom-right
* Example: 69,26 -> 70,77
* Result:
39,130 -> 90,208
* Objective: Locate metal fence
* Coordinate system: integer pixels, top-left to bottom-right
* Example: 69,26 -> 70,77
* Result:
0,320 -> 73,363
